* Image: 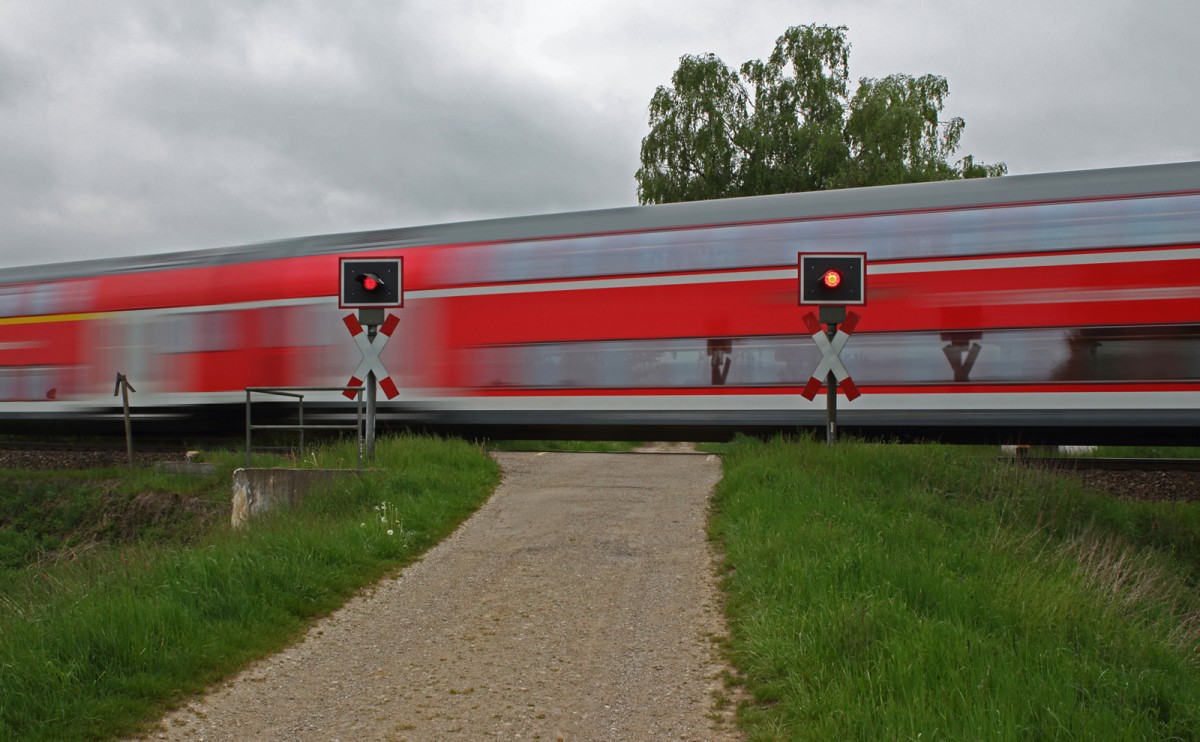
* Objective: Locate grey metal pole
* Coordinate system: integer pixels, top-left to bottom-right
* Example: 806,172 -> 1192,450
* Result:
826,323 -> 838,446
356,389 -> 364,471
245,389 -> 252,469
366,324 -> 378,461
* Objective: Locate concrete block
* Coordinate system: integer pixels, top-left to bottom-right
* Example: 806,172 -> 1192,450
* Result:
232,468 -> 359,528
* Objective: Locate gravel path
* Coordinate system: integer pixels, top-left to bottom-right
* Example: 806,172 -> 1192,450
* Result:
138,450 -> 740,741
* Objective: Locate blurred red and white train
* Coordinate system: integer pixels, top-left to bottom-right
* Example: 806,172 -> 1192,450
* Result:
2,162 -> 1198,443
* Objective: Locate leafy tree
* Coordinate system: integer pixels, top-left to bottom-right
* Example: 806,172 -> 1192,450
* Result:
636,24 -> 1005,204
637,53 -> 748,203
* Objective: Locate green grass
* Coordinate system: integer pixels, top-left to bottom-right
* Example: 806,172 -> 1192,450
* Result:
7,433 -> 1198,740
0,435 -> 499,742
710,435 -> 1200,740
0,452 -> 246,572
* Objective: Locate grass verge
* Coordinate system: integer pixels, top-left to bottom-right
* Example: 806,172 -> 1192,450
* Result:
0,435 -> 498,742
710,435 -> 1200,740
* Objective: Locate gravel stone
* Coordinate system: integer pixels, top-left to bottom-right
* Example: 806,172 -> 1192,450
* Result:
1072,469 -> 1200,502
135,449 -> 741,741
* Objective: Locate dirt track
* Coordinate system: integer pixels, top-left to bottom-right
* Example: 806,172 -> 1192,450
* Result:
138,448 -> 739,741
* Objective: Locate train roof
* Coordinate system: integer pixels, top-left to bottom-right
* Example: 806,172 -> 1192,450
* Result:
3,160 -> 1199,284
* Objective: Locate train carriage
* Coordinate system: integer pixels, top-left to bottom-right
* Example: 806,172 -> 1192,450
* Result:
1,161 -> 1198,442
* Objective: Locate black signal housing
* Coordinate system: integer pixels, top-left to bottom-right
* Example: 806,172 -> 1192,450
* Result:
799,253 -> 866,305
340,258 -> 403,308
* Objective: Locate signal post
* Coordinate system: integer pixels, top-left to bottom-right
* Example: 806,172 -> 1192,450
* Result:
339,257 -> 404,459
798,253 -> 866,445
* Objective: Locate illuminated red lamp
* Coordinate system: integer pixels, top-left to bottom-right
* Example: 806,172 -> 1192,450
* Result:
358,273 -> 382,291
821,269 -> 842,289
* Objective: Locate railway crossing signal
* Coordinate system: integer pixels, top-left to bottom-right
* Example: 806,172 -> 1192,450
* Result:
339,257 -> 404,460
799,252 -> 866,445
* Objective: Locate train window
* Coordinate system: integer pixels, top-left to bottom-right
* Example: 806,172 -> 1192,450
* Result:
462,324 -> 1200,391
157,315 -> 190,354
1050,325 -> 1200,382
441,193 -> 1200,289
0,366 -> 56,401
110,317 -> 155,387
27,367 -> 55,400
208,312 -> 239,352
0,281 -> 94,319
27,284 -> 54,316
468,337 -> 818,389
59,280 -> 95,315
157,311 -> 238,353
284,304 -> 329,348
257,307 -> 294,349
0,288 -> 23,318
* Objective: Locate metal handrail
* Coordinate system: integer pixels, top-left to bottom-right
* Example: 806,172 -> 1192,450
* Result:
245,386 -> 365,469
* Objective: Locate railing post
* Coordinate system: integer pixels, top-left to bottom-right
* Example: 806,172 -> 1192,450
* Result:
245,388 -> 252,469
244,386 -> 366,471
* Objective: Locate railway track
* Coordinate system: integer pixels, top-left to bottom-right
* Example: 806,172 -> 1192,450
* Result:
0,440 -> 219,453
1002,457 -> 1200,502
2,441 -> 1196,501
1004,457 -> 1200,472
0,438 -> 252,471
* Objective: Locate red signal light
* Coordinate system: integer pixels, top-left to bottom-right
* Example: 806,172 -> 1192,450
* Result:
821,269 -> 842,289
358,273 -> 382,291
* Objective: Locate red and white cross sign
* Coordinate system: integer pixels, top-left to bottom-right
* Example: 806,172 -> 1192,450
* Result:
800,311 -> 861,401
342,313 -> 400,399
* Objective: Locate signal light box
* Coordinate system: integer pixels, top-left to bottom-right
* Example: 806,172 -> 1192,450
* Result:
340,257 -> 403,308
799,253 -> 866,306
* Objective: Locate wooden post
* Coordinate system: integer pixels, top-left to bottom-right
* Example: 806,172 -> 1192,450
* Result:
114,373 -> 136,466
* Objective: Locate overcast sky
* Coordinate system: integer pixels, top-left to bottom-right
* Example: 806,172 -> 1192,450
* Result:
1,0 -> 1197,269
